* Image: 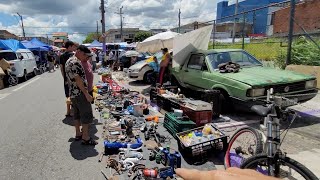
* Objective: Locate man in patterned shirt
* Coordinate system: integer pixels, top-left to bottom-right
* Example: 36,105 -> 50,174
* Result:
65,45 -> 97,145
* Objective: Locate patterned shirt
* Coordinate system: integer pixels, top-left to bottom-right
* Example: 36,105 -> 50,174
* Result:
65,56 -> 88,98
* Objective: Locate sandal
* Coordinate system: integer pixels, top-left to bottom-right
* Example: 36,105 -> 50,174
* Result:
82,138 -> 98,146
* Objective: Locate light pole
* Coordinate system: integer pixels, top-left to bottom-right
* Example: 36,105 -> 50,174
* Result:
232,0 -> 239,44
16,12 -> 26,39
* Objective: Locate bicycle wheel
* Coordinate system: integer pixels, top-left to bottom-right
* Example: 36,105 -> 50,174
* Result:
240,154 -> 318,180
224,127 -> 263,168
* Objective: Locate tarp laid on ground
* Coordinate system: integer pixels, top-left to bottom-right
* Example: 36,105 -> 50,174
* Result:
30,38 -> 52,50
172,25 -> 213,68
21,40 -> 49,51
136,31 -> 180,53
0,39 -> 26,51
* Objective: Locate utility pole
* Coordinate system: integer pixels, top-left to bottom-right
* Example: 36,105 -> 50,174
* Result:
17,12 -> 26,39
212,20 -> 216,49
100,0 -> 106,57
178,9 -> 181,33
120,6 -> 124,42
96,20 -> 99,40
286,0 -> 296,66
232,0 -> 239,44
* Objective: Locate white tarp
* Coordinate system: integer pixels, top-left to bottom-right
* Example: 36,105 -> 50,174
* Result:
136,31 -> 180,53
172,25 -> 213,68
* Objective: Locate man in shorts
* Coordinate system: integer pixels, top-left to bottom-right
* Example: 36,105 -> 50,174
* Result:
65,45 -> 97,145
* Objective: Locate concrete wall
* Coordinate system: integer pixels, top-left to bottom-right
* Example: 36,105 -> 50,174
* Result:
273,0 -> 320,36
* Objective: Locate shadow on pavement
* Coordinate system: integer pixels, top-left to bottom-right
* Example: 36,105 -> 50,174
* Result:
128,80 -> 150,87
62,117 -> 74,126
69,123 -> 99,160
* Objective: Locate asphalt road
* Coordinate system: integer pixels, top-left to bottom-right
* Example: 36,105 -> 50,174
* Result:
0,70 -> 105,180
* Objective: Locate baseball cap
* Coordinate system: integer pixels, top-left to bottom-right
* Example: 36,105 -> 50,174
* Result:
64,41 -> 75,48
77,45 -> 93,57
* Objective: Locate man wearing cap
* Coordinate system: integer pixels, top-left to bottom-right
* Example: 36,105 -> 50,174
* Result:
65,45 -> 97,145
60,41 -> 77,117
159,47 -> 171,86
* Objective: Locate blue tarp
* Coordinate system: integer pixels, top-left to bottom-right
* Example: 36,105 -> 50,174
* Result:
21,40 -> 49,51
88,40 -> 102,47
0,39 -> 26,51
30,38 -> 52,50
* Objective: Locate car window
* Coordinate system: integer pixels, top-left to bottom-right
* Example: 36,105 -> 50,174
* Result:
21,52 -> 29,59
187,54 -> 204,70
207,51 -> 262,69
27,52 -> 34,59
0,52 -> 17,61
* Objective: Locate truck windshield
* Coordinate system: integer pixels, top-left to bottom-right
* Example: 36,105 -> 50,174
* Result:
0,52 -> 17,61
207,51 -> 262,69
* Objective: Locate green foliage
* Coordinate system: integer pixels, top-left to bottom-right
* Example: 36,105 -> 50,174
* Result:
134,31 -> 152,42
290,36 -> 320,66
83,32 -> 101,44
274,50 -> 287,69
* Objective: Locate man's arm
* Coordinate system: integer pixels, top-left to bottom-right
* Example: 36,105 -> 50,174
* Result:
74,75 -> 93,102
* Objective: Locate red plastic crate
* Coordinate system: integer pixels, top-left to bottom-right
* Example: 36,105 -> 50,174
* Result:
181,106 -> 213,127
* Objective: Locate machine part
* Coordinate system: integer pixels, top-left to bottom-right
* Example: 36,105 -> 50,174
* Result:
106,158 -> 121,175
159,167 -> 174,179
143,169 -> 158,178
122,157 -> 140,164
120,160 -> 135,171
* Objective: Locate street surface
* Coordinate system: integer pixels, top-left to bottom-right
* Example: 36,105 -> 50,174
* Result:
0,71 -> 319,179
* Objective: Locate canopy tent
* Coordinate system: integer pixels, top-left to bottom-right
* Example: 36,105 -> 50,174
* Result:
0,39 -> 26,51
21,40 -> 49,51
173,25 -> 213,68
30,38 -> 52,50
88,40 -> 102,47
136,31 -> 180,53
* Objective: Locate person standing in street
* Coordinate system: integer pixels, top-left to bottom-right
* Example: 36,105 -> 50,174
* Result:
65,45 -> 97,145
81,53 -> 94,104
158,48 -> 171,86
60,41 -> 77,117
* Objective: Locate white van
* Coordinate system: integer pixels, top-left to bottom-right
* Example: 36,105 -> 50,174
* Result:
0,49 -> 38,81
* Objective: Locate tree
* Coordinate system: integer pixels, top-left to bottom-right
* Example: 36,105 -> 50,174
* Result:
134,31 -> 152,42
83,32 -> 102,44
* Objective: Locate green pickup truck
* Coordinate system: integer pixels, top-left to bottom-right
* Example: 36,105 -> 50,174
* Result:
170,49 -> 317,111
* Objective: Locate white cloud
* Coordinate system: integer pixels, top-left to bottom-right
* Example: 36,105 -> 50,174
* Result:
0,0 -> 225,43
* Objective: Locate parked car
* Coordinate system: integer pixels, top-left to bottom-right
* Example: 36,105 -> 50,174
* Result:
170,49 -> 318,111
0,49 -> 38,81
127,51 -> 162,83
120,52 -> 152,69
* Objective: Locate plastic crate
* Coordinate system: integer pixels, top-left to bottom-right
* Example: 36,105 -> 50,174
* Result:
176,125 -> 228,159
181,106 -> 213,127
164,113 -> 195,131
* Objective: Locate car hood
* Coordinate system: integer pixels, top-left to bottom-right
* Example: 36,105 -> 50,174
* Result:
221,66 -> 315,86
129,60 -> 148,70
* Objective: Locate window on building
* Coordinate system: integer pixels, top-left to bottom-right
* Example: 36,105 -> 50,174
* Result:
129,34 -> 134,38
270,13 -> 275,25
115,34 -> 121,39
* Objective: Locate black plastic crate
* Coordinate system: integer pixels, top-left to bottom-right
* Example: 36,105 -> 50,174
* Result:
150,87 -> 158,104
176,125 -> 228,159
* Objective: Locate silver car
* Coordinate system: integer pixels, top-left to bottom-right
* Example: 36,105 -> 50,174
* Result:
128,60 -> 155,83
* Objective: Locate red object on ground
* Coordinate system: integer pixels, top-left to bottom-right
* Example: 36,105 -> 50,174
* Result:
181,106 -> 213,127
143,169 -> 158,178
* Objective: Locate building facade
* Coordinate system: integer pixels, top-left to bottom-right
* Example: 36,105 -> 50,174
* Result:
0,30 -> 18,40
103,28 -> 140,43
217,0 -> 287,35
171,21 -> 210,34
18,37 -> 53,45
272,0 -> 320,36
52,32 -> 68,47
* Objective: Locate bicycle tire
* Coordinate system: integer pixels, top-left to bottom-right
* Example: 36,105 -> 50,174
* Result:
224,127 -> 263,168
240,154 -> 319,180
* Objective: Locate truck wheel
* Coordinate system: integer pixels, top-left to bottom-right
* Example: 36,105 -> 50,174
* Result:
19,70 -> 28,82
143,71 -> 155,84
219,92 -> 234,114
8,75 -> 18,86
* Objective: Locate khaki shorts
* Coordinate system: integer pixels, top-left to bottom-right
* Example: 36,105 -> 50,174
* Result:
71,93 -> 93,124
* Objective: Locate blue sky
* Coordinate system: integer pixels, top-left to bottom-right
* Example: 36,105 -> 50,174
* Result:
0,0 -> 231,43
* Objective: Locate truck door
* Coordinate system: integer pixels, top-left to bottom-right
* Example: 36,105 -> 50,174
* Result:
182,54 -> 206,90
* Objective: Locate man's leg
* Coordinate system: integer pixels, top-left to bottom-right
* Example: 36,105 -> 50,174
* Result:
64,83 -> 72,116
70,97 -> 82,138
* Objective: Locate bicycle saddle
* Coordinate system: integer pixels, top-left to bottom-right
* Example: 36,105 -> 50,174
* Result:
251,105 -> 271,117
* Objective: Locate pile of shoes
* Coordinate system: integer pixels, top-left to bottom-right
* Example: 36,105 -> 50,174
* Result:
218,62 -> 241,73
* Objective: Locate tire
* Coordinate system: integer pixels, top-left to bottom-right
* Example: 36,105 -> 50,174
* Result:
219,92 -> 234,114
19,70 -> 28,82
8,75 -> 18,86
240,154 -> 318,180
224,127 -> 263,169
143,71 -> 155,84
